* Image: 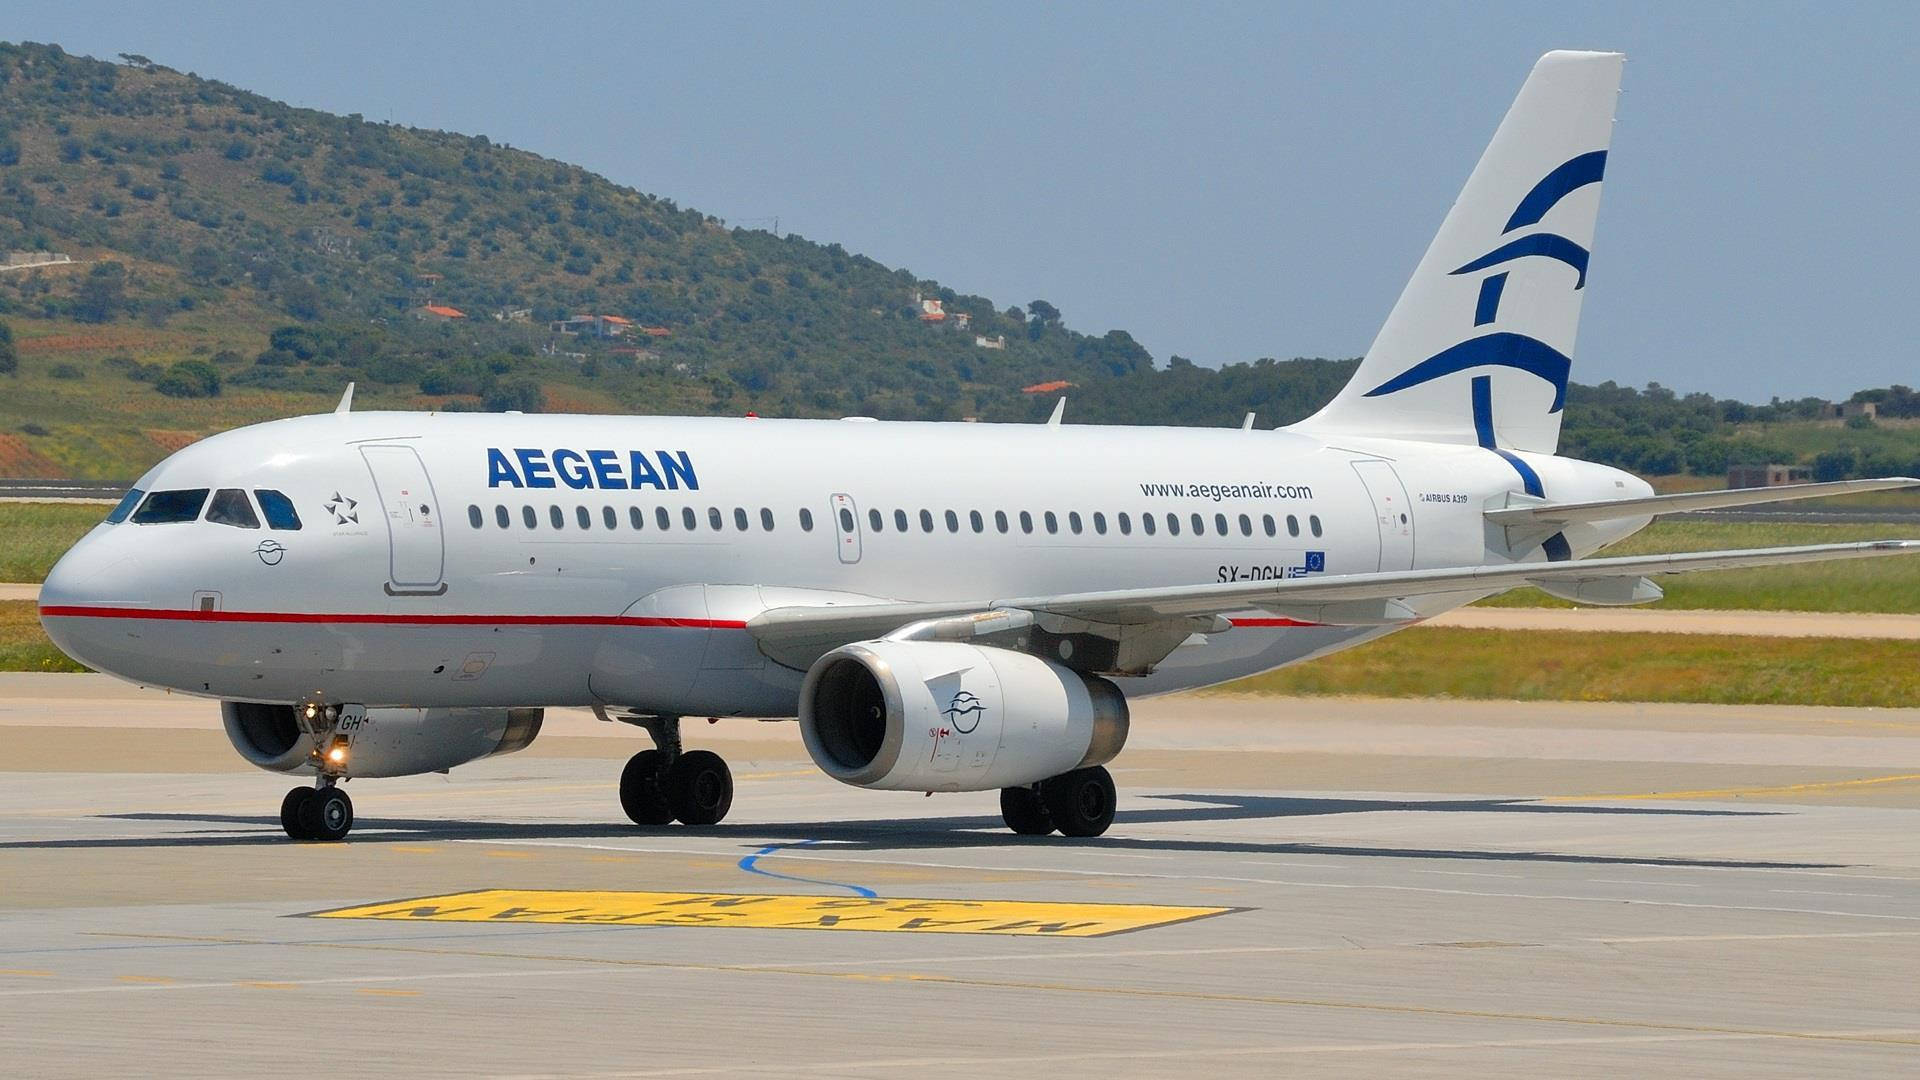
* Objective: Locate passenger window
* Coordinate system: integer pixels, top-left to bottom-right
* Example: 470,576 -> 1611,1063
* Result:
631,506 -> 645,529
604,506 -> 618,530
1117,512 -> 1131,536
1214,513 -> 1228,536
1093,512 -> 1107,535
1310,514 -> 1323,537
944,509 -> 959,533
838,507 -> 855,532
132,488 -> 209,524
869,508 -> 884,532
657,507 -> 672,530
255,489 -> 302,531
970,510 -> 984,533
894,509 -> 909,532
1166,513 -> 1180,536
760,508 -> 775,531
1191,513 -> 1205,536
207,488 -> 261,529
734,507 -> 749,531
1044,511 -> 1058,535
105,488 -> 144,524
683,507 -> 698,530
709,507 -> 724,531
1142,512 -> 1156,536
1020,511 -> 1033,534
550,505 -> 565,529
799,508 -> 814,531
1262,514 -> 1276,537
467,505 -> 483,529
919,509 -> 934,533
1287,514 -> 1300,537
1068,511 -> 1083,534
495,505 -> 510,528
523,505 -> 538,529
994,510 -> 1009,534
1238,513 -> 1252,537
576,506 -> 592,529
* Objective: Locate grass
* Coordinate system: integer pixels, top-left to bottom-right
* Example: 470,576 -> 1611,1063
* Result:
0,600 -> 86,672
0,502 -> 103,582
1477,519 -> 1920,613
1212,627 -> 1920,708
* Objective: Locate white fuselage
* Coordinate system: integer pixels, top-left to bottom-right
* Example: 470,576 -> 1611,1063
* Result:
39,411 -> 1651,714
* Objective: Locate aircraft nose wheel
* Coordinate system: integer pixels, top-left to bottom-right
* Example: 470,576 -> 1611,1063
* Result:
280,784 -> 353,842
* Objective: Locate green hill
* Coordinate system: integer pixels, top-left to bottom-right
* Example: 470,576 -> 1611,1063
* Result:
0,40 -> 1914,488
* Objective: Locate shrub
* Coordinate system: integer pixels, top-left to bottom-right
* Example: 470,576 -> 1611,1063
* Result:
49,363 -> 83,380
21,422 -> 48,436
154,359 -> 221,398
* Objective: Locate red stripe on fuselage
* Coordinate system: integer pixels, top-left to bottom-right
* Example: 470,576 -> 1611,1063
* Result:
37,605 -> 748,629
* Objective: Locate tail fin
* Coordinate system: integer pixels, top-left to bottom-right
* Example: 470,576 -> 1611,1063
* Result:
1296,50 -> 1624,454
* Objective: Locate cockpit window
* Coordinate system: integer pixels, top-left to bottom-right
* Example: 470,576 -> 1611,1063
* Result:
104,488 -> 144,524
206,488 -> 262,529
254,489 -> 302,531
131,489 -> 209,524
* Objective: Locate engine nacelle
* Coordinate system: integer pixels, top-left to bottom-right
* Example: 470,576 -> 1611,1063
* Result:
798,640 -> 1128,792
221,702 -> 543,778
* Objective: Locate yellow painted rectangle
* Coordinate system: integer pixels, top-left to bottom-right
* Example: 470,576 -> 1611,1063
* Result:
304,889 -> 1234,938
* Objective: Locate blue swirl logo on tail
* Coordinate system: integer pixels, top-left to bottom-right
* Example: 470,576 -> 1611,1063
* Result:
1362,150 -> 1605,414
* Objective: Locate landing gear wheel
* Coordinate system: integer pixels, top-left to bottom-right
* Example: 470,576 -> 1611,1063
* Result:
1039,766 -> 1116,838
619,750 -> 675,825
280,786 -> 315,840
665,750 -> 733,826
1000,786 -> 1056,835
300,785 -> 354,842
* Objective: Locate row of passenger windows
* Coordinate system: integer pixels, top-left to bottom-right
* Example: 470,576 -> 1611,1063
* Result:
465,502 -> 1322,540
108,487 -> 302,530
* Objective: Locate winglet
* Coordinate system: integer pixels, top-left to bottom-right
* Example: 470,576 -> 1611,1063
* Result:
334,382 -> 355,414
1047,397 -> 1067,427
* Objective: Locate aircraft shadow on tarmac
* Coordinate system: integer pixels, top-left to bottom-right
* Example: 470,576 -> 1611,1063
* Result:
0,793 -> 1838,871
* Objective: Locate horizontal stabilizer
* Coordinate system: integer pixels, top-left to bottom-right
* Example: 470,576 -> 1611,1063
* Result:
1486,477 -> 1920,526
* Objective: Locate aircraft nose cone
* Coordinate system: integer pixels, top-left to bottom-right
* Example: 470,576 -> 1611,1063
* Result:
38,532 -> 141,670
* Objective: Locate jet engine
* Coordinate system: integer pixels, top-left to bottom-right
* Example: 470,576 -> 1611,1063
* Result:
798,641 -> 1128,792
220,701 -> 543,778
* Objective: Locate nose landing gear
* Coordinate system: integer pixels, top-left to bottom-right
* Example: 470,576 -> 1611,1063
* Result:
606,711 -> 735,827
280,781 -> 353,842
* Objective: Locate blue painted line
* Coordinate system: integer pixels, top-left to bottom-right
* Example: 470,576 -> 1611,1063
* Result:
738,839 -> 877,898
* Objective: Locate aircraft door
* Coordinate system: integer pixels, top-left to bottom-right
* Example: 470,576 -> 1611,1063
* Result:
1351,460 -> 1415,572
830,493 -> 862,564
360,445 -> 447,595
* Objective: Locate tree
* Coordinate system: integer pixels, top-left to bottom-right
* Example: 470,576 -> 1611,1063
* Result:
0,321 -> 15,375
1026,299 -> 1061,325
74,262 -> 127,323
154,359 -> 221,398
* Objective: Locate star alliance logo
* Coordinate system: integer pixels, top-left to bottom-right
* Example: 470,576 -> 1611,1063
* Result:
942,691 -> 985,734
324,492 -> 359,525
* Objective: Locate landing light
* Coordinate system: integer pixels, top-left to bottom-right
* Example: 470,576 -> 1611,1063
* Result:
326,738 -> 350,767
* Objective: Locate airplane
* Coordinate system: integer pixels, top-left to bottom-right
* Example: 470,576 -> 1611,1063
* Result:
38,50 -> 1919,842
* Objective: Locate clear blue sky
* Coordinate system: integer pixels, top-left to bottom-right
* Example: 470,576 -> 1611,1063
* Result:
13,2 -> 1918,399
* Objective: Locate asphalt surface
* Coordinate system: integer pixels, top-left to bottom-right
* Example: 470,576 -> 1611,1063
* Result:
3,676 -> 1919,1077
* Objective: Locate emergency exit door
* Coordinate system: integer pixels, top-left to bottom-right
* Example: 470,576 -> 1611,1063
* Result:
361,445 -> 446,594
829,493 -> 862,564
1351,459 -> 1414,572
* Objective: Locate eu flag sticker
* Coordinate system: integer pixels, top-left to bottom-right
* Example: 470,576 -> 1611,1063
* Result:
1305,551 -> 1326,573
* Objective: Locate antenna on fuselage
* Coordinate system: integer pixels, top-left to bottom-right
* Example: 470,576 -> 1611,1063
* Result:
1046,397 -> 1066,427
334,382 -> 355,414
1242,412 -> 1256,430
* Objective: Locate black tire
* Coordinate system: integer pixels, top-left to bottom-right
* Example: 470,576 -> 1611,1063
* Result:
300,785 -> 354,842
619,750 -> 675,825
666,749 -> 733,826
1000,786 -> 1055,835
280,787 -> 314,840
1039,766 -> 1116,838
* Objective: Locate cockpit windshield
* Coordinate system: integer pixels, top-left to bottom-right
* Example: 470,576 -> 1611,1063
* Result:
255,489 -> 302,530
131,489 -> 209,524
104,488 -> 144,524
206,489 -> 261,529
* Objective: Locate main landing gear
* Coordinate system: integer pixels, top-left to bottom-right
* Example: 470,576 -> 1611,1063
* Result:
281,781 -> 353,842
615,714 -> 734,827
1000,765 -> 1117,838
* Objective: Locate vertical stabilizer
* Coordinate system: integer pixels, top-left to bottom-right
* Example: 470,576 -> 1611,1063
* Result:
1295,51 -> 1624,453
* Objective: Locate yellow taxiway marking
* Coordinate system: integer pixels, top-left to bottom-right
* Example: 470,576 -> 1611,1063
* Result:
355,987 -> 421,997
0,969 -> 54,977
1549,772 -> 1920,803
306,889 -> 1235,938
242,982 -> 296,990
482,850 -> 535,859
114,975 -> 177,984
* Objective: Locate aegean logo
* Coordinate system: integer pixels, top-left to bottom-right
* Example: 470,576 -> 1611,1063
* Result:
487,448 -> 700,491
942,691 -> 985,734
1363,150 -> 1605,412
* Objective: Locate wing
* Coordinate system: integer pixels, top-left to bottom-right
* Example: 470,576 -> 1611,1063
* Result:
747,540 -> 1920,671
1486,477 -> 1919,526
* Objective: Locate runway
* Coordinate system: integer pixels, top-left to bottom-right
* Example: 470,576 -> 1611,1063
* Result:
3,676 -> 1919,1077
